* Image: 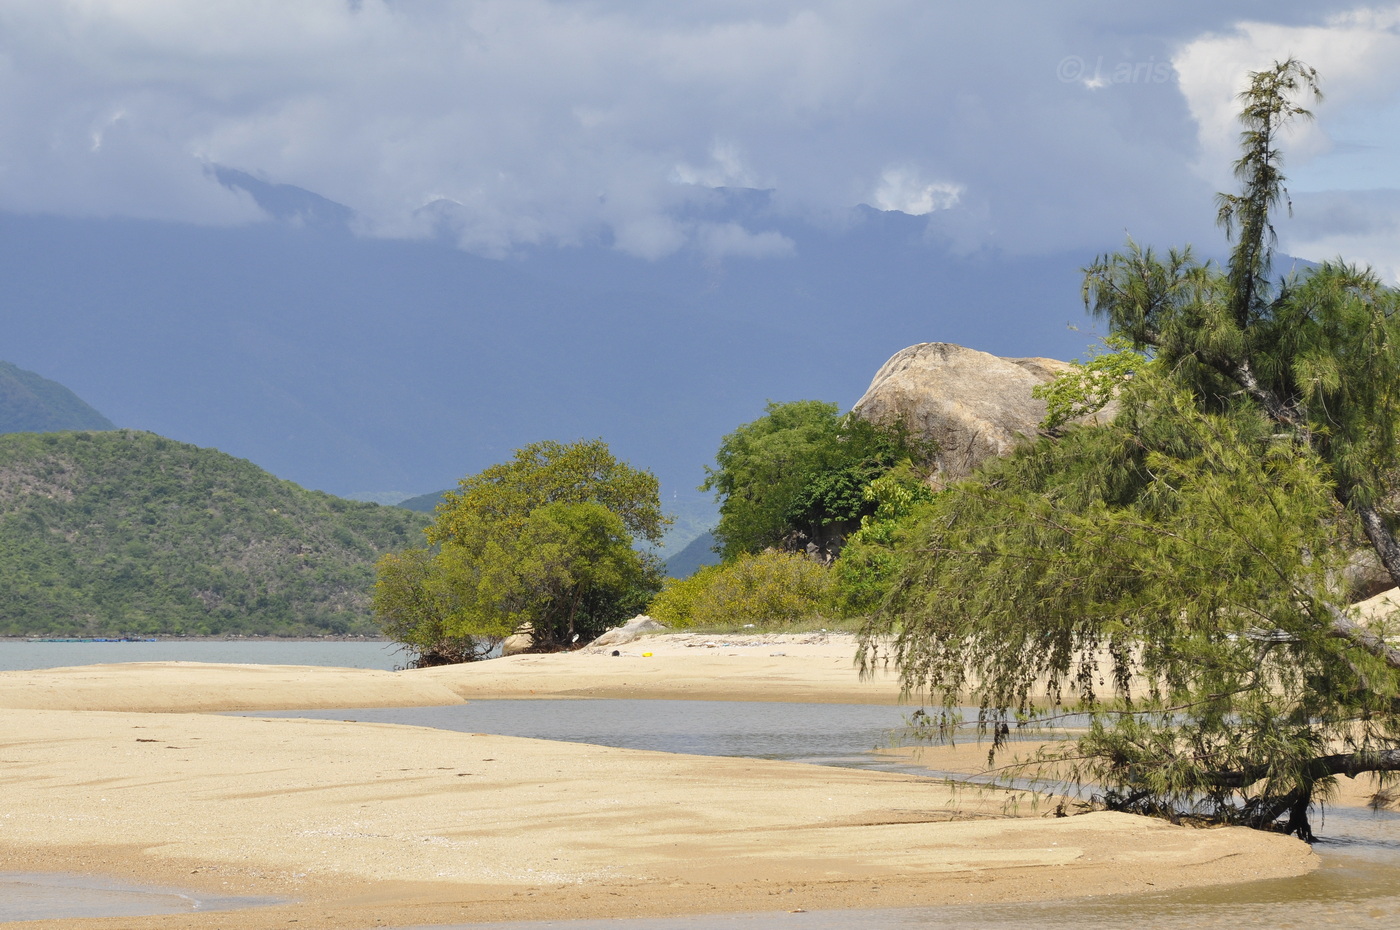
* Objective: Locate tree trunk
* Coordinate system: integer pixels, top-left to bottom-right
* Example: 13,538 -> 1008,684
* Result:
1354,499 -> 1400,590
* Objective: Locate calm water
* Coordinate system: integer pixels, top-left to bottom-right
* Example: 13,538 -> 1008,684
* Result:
0,872 -> 281,921
0,638 -> 407,672
238,699 -> 927,771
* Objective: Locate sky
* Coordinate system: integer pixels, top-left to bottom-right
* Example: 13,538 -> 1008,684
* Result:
1,0 -> 1397,278
4,1 -> 1400,507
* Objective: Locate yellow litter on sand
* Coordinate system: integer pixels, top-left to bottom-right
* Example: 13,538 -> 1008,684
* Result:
642,652 -> 653,657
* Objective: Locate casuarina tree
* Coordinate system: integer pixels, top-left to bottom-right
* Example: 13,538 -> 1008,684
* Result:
862,60 -> 1400,839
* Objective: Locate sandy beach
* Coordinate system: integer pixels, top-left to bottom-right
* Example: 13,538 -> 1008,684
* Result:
0,633 -> 1320,928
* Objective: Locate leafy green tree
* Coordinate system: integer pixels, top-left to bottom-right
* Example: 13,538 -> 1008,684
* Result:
862,59 -> 1400,839
373,547 -> 496,665
702,401 -> 924,560
430,438 -> 667,547
374,439 -> 666,663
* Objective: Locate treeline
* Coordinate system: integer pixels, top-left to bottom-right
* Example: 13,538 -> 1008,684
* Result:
0,430 -> 429,637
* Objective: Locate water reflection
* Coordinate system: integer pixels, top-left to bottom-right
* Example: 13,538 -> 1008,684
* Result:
0,639 -> 405,672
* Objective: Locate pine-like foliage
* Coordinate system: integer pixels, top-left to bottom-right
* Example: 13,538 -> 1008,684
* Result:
862,60 -> 1400,838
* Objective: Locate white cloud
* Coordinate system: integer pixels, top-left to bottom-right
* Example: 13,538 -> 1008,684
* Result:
1173,7 -> 1400,280
1174,13 -> 1400,187
671,142 -> 761,189
693,222 -> 795,259
870,168 -> 961,216
0,1 -> 1394,262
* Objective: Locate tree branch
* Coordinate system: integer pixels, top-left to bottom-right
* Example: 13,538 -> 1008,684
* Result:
1324,602 -> 1400,673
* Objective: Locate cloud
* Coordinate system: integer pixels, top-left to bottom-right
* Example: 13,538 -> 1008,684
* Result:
1172,9 -> 1400,279
870,168 -> 961,216
1285,189 -> 1400,283
0,1 -> 1394,263
693,222 -> 794,259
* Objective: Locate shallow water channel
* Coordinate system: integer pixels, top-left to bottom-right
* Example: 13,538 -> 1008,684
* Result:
248,700 -> 1400,930
0,872 -> 279,922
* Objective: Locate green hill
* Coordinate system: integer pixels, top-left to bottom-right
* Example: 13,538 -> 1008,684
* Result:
1,360 -> 115,434
0,430 -> 430,637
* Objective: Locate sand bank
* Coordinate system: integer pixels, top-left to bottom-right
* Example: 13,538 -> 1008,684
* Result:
0,661 -> 465,712
415,631 -> 910,704
0,634 -> 904,712
0,637 -> 1324,927
0,707 -> 1315,929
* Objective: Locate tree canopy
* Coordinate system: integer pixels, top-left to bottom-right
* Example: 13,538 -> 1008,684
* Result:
861,59 -> 1400,839
701,400 -> 925,560
374,439 -> 666,664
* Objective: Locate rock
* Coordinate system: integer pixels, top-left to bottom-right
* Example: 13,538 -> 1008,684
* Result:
1343,549 -> 1395,602
852,342 -> 1096,486
590,615 -> 668,648
501,623 -> 535,656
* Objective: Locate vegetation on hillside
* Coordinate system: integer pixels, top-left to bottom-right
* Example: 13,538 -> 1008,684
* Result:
374,439 -> 667,665
861,60 -> 1400,839
1,361 -> 115,434
0,430 -> 429,637
397,489 -> 450,513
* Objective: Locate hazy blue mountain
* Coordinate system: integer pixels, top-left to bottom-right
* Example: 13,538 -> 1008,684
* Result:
398,489 -> 451,513
211,166 -> 355,229
0,360 -> 115,434
665,531 -> 721,579
2,182 -> 1109,503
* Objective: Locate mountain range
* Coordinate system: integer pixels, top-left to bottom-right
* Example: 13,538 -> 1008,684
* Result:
2,172 -> 1102,511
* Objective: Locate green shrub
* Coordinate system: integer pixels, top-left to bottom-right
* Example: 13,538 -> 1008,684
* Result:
648,550 -> 832,629
830,465 -> 937,616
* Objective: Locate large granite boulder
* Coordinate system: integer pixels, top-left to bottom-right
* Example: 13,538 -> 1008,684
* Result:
852,343 -> 1083,486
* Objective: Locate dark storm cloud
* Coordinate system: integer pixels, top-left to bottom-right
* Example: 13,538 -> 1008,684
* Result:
0,1 -> 1394,266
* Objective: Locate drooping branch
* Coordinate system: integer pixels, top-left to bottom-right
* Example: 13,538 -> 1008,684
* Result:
1323,600 -> 1400,673
1212,748 -> 1400,790
1316,748 -> 1400,778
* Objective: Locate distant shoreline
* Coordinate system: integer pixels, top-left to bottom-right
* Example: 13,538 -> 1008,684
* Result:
0,634 -> 393,643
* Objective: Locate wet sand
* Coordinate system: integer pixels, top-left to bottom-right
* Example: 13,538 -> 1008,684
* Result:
0,634 -> 1320,928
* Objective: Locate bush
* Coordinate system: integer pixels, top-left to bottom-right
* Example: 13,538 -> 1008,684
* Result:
648,550 -> 832,629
